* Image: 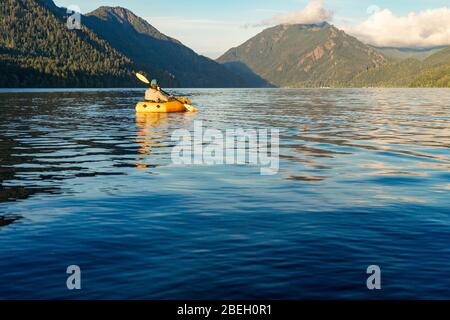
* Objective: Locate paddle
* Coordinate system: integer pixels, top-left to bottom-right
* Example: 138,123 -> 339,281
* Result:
135,73 -> 197,112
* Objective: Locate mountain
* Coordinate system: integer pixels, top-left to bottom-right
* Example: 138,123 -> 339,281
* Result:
0,0 -> 143,87
2,0 -> 448,88
0,0 -> 253,88
83,6 -> 250,88
411,46 -> 450,87
373,46 -> 447,62
350,59 -> 424,87
217,22 -> 387,87
422,46 -> 450,67
351,46 -> 450,87
220,61 -> 275,88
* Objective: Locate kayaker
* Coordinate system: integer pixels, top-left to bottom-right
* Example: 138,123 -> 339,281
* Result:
145,79 -> 172,102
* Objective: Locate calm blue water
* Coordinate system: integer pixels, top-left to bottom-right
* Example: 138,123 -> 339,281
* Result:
0,88 -> 449,299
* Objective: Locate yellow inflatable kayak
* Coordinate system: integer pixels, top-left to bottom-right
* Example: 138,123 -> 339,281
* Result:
136,97 -> 196,113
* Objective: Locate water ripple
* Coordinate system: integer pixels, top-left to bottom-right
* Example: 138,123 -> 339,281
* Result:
0,88 -> 449,299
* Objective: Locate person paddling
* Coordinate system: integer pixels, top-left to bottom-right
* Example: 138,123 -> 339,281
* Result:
136,73 -> 197,112
145,79 -> 173,102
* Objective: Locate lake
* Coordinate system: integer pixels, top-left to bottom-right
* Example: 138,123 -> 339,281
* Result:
0,88 -> 449,299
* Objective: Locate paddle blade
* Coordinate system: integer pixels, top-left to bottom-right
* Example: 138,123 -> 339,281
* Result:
136,73 -> 150,84
184,104 -> 198,113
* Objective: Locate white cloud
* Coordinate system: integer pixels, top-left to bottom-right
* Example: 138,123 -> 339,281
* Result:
257,0 -> 333,27
145,3 -> 450,58
344,7 -> 450,47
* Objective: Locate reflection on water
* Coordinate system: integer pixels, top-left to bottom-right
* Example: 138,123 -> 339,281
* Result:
0,215 -> 22,228
0,88 -> 450,299
134,113 -> 196,169
135,114 -> 169,169
1,89 -> 449,202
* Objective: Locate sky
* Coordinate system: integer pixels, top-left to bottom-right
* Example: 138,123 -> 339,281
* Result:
54,0 -> 450,58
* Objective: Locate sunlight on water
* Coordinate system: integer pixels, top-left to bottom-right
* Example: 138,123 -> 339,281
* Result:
0,88 -> 449,299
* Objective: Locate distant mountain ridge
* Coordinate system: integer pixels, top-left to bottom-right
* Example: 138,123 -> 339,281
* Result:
0,0 -> 256,88
1,0 -> 449,88
83,6 -> 252,88
218,22 -> 450,88
352,46 -> 450,87
0,0 -> 138,87
89,6 -> 178,43
217,23 -> 387,87
373,46 -> 448,61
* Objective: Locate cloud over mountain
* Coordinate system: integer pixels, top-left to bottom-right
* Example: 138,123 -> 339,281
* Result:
257,0 -> 333,27
344,7 -> 450,47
